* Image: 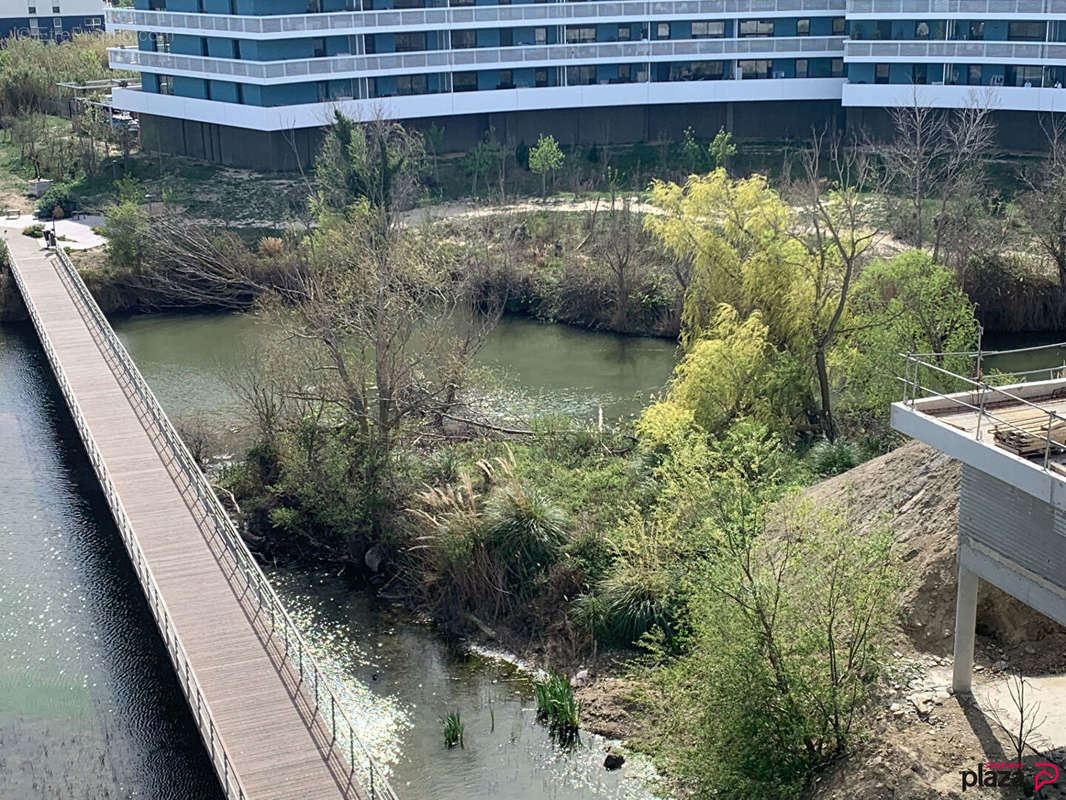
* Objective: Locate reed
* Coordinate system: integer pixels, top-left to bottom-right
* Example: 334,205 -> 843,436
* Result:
533,672 -> 580,743
442,710 -> 464,749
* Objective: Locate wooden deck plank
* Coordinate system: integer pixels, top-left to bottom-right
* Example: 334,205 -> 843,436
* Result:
7,236 -> 368,800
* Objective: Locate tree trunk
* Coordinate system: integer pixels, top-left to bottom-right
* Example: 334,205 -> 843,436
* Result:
815,346 -> 836,442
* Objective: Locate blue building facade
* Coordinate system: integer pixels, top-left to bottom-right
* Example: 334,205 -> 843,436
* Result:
104,0 -> 1066,167
2,0 -> 105,41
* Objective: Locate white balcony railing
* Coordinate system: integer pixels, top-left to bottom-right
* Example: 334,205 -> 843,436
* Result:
845,38 -> 1066,62
847,0 -> 1066,16
106,0 -> 844,39
110,35 -> 845,82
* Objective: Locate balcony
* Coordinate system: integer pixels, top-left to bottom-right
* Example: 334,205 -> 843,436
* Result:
106,0 -> 844,39
847,0 -> 1066,17
844,38 -> 1066,62
110,35 -> 845,82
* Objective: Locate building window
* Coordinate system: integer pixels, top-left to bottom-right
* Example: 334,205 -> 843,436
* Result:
739,59 -> 772,78
395,32 -> 427,52
566,26 -> 596,43
875,62 -> 889,83
52,16 -> 61,27
797,18 -> 810,35
158,75 -> 173,95
795,58 -> 808,77
567,65 -> 597,85
967,21 -> 984,40
738,19 -> 773,37
452,29 -> 475,49
27,6 -> 36,14
52,4 -> 59,11
831,57 -> 843,77
1009,21 -> 1046,41
617,24 -> 631,41
151,32 -> 171,52
497,69 -> 513,88
396,73 -> 428,94
534,27 -> 546,44
534,67 -> 548,86
832,16 -> 845,35
656,22 -> 670,39
312,37 -> 326,57
453,71 -> 477,91
235,83 -> 243,104
691,21 -> 725,38
500,28 -> 512,46
968,63 -> 982,84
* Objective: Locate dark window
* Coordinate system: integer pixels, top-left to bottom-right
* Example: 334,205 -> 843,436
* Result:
566,26 -> 596,43
312,37 -> 326,57
453,71 -> 477,91
796,18 -> 810,35
796,58 -> 808,77
396,73 -> 427,94
875,62 -> 889,83
200,37 -> 208,55
151,32 -> 171,52
500,28 -> 512,46
832,16 -> 845,35
567,64 -> 597,84
617,24 -> 631,40
27,5 -> 36,13
158,75 -> 173,95
204,80 -> 212,100
236,83 -> 243,103
51,4 -> 59,11
691,20 -> 725,38
1009,21 -> 1045,41
738,19 -> 773,37
535,68 -> 548,86
452,29 -> 475,48
498,69 -> 513,88
534,27 -> 546,44
450,0 -> 474,5
317,81 -> 328,101
831,57 -> 843,77
915,20 -> 931,39
395,32 -> 426,51
738,59 -> 772,78
968,63 -> 982,84
968,21 -> 984,40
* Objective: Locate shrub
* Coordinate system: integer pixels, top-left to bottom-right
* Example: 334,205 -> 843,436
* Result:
441,711 -> 464,749
483,478 -> 568,590
22,224 -> 44,238
533,671 -> 580,742
808,438 -> 860,477
35,183 -> 76,219
257,236 -> 285,256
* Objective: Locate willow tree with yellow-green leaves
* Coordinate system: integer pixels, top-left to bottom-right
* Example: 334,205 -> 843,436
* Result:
643,134 -> 890,442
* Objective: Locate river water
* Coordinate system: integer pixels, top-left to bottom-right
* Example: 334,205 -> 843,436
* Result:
1,313 -> 676,800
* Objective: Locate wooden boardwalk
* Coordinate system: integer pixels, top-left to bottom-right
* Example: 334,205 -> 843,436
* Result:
6,234 -> 391,800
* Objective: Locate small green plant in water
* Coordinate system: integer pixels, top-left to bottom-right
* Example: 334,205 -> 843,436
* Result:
442,710 -> 464,749
533,671 -> 580,744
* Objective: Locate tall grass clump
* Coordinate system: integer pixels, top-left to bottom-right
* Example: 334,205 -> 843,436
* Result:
442,711 -> 464,749
533,671 -> 580,743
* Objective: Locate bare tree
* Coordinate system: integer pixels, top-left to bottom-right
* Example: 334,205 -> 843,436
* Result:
879,93 -> 949,248
983,671 -> 1049,764
602,194 -> 653,331
792,128 -> 886,440
1018,120 -> 1066,293
931,103 -> 995,263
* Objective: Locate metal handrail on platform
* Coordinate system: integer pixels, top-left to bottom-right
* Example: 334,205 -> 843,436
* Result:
47,246 -> 399,800
900,348 -> 1066,472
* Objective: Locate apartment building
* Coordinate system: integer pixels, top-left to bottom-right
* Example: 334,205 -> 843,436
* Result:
103,0 -> 1066,167
2,0 -> 105,41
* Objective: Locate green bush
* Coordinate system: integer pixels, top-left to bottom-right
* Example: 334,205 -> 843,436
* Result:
533,671 -> 580,742
483,480 -> 568,589
35,183 -> 77,219
21,224 -> 44,238
808,438 -> 860,477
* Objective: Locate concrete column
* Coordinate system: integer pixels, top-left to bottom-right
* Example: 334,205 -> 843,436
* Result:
953,565 -> 979,693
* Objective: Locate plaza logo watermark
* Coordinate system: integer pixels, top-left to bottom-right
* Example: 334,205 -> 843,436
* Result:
959,760 -> 1060,794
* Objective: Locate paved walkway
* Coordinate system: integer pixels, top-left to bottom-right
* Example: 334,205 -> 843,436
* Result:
1,214 -> 105,250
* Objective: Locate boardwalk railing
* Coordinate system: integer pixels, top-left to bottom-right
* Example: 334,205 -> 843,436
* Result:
10,252 -> 252,800
27,246 -> 398,800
